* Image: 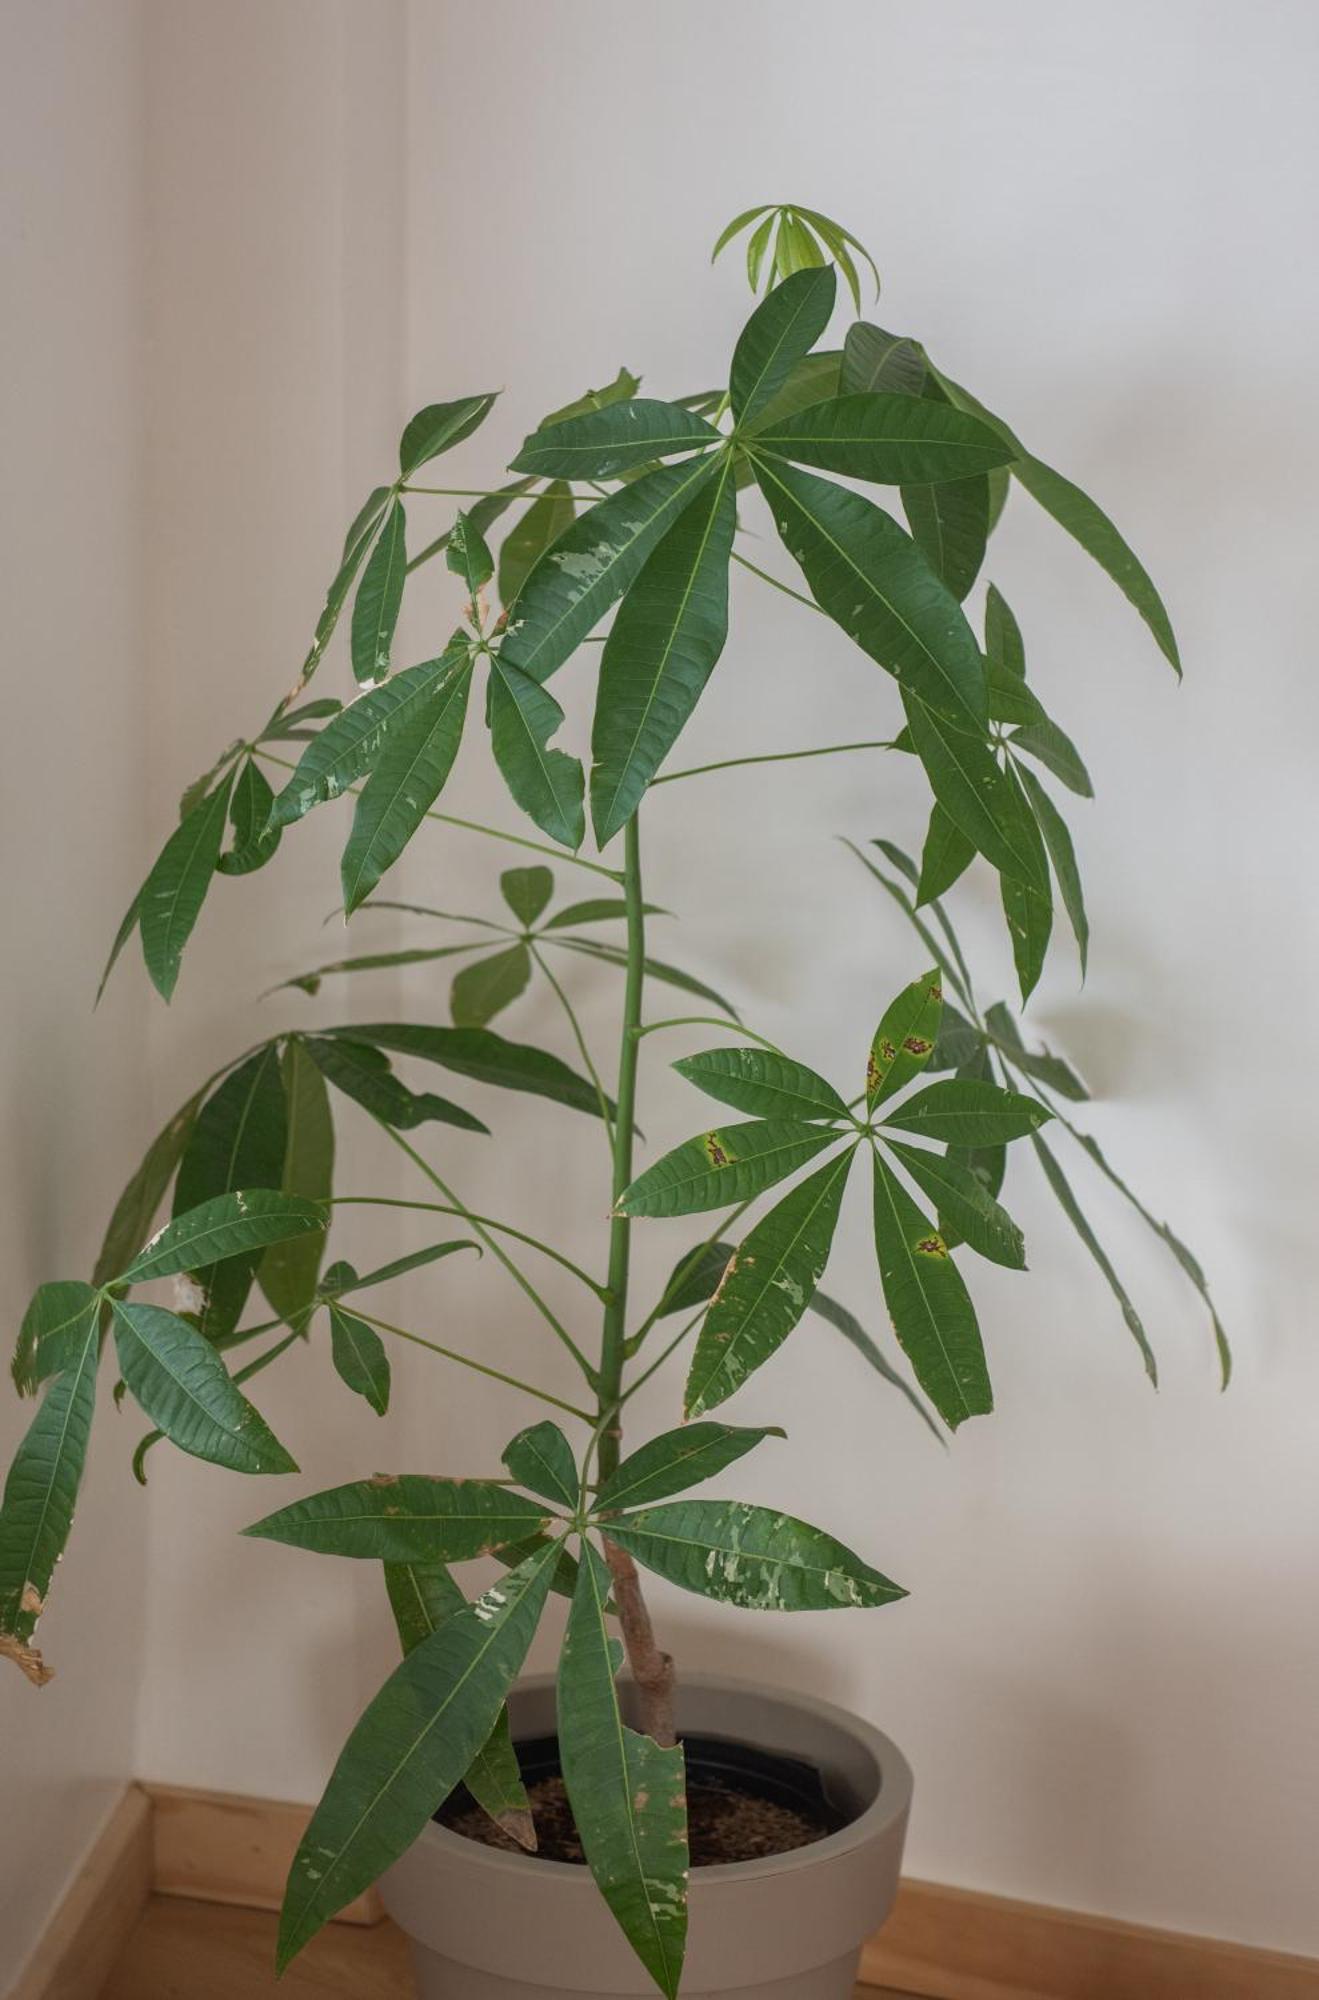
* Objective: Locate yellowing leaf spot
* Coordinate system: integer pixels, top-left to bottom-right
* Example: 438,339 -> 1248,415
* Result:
915,1233 -> 949,1260
703,1134 -> 733,1168
902,1036 -> 933,1056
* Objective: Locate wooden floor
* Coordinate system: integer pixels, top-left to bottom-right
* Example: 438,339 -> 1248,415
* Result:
103,1896 -> 910,1997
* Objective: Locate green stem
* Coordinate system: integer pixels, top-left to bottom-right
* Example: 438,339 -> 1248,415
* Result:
375,1120 -> 596,1381
254,749 -> 619,881
327,1195 -> 609,1300
651,739 -> 896,786
731,549 -> 826,616
595,811 -> 647,1485
636,1015 -> 783,1055
350,1307 -> 592,1420
530,944 -> 616,1148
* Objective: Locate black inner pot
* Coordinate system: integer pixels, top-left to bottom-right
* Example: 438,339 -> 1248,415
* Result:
436,1730 -> 851,1838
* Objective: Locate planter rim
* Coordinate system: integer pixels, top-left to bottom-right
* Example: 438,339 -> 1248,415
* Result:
419,1670 -> 913,1885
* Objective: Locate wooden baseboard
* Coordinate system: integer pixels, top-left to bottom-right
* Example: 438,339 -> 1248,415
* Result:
8,1786 -> 153,2000
11,1781 -> 1318,2000
859,1877 -> 1319,2000
144,1781 -> 383,1926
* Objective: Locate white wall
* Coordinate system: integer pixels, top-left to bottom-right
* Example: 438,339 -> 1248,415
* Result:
0,0 -> 152,1977
8,0 -> 1319,1968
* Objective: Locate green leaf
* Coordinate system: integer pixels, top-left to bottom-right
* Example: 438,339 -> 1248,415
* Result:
12,1282 -> 100,1398
350,496 -> 407,685
755,393 -> 1010,485
900,693 -> 1050,892
139,772 -> 235,1001
499,457 -> 720,686
0,1311 -> 99,1660
1061,1122 -> 1230,1386
902,475 -> 990,602
502,1421 -> 578,1511
271,651 -> 467,830
260,696 -> 343,742
487,659 -> 585,849
710,202 -> 772,263
881,1077 -> 1052,1146
92,1089 -> 204,1289
933,369 -> 1180,674
595,1424 -> 782,1513
245,1476 -> 553,1562
498,483 -> 576,609
987,659 -> 1046,727
501,865 -> 554,925
272,942 -> 488,996
324,1022 -> 613,1124
985,1002 -> 1088,1100
259,1040 -> 335,1327
95,885 -> 143,1005
544,898 -> 658,929
618,1120 -> 838,1219
399,393 -> 497,478
1014,452 -> 1181,674
886,1140 -> 1025,1269
1010,720 -> 1094,799
917,803 -> 975,905
590,466 -> 736,846
328,1305 -> 390,1414
540,367 -> 640,428
867,968 -> 944,1107
1001,869 -> 1053,1005
277,1541 -> 557,1969
806,1290 -> 943,1441
384,1558 -> 465,1652
381,1563 -> 535,1849
512,399 -> 720,480
743,351 -> 843,441
110,1299 -> 297,1474
869,1154 -> 991,1428
302,1036 -> 487,1135
673,1047 -> 848,1123
173,1046 -> 288,1340
929,1001 -> 983,1073
121,1191 -> 325,1283
984,584 -> 1025,677
1000,762 -> 1054,999
609,1499 -> 905,1612
218,757 -> 282,877
551,938 -> 739,1019
341,657 -> 472,911
840,322 -> 926,398
558,1545 -> 689,1999
446,510 -> 494,602
752,456 -> 986,731
730,266 -> 836,426
684,1151 -> 854,1417
654,1241 -> 736,1318
450,945 -> 532,1028
298,492 -> 391,683
324,1240 -> 476,1295
493,1531 -> 582,1603
410,478 -> 539,575
1031,1134 -> 1158,1383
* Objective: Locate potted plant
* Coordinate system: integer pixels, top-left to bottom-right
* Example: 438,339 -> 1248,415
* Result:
0,204 -> 1227,1999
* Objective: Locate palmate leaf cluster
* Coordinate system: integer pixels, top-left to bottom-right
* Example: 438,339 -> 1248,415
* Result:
1,204 -> 1225,1995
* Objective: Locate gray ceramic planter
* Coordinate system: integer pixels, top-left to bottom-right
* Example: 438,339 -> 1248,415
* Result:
380,1674 -> 913,2000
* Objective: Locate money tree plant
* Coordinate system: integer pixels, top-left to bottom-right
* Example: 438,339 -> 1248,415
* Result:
0,204 -> 1225,1996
